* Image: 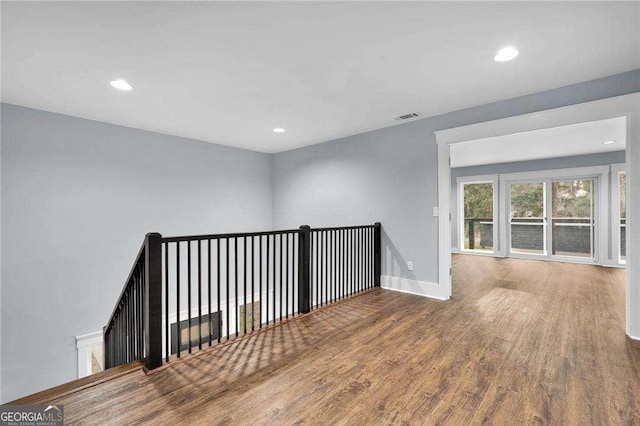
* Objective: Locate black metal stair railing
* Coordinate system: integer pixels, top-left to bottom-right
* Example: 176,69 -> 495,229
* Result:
310,225 -> 379,309
104,223 -> 381,371
103,233 -> 162,369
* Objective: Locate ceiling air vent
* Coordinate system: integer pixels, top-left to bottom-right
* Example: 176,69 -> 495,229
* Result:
395,112 -> 421,121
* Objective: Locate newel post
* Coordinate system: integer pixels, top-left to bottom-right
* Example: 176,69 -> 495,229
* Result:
374,222 -> 382,287
144,232 -> 163,370
298,225 -> 312,314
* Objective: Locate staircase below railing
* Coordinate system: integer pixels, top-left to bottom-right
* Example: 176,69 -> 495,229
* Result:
104,223 -> 381,370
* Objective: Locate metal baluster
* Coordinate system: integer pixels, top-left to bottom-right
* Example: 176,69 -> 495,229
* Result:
251,236 -> 255,332
125,291 -> 129,362
127,288 -> 132,361
328,230 -> 332,303
129,288 -> 133,361
353,229 -> 356,294
280,233 -> 283,321
226,238 -> 230,340
187,241 -> 192,354
338,230 -> 342,300
347,230 -> 351,296
137,270 -> 141,359
369,227 -> 372,288
235,237 -> 238,337
208,239 -> 212,346
320,231 -> 326,306
141,264 -> 145,358
285,233 -> 289,319
315,232 -> 318,308
325,231 -> 329,304
165,243 -> 169,362
333,230 -> 337,302
259,235 -> 263,328
113,314 -> 120,366
293,233 -> 297,315
341,231 -> 344,298
272,234 -> 276,324
354,228 -> 358,293
244,236 -> 247,335
328,231 -> 332,303
266,234 -> 270,325
217,238 -> 221,344
359,228 -> 363,293
356,229 -> 360,293
337,230 -> 341,300
119,310 -> 123,365
176,243 -> 181,358
198,240 -> 202,350
365,228 -> 369,289
354,229 -> 358,294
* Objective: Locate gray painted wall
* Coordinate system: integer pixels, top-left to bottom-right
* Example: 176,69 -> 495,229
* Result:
450,151 -> 626,250
272,70 -> 640,284
1,69 -> 639,402
0,104 -> 272,402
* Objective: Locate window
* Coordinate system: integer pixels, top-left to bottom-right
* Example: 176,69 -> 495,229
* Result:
551,179 -> 595,258
620,171 -> 627,263
461,180 -> 496,253
508,178 -> 597,260
457,166 -> 609,264
509,182 -> 546,255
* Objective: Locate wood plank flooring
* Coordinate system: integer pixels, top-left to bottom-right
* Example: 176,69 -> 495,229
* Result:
10,255 -> 640,424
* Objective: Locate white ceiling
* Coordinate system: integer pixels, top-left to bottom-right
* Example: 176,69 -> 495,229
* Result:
2,2 -> 639,154
450,116 -> 627,168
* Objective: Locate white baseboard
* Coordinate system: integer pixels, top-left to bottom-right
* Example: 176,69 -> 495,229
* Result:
381,275 -> 450,301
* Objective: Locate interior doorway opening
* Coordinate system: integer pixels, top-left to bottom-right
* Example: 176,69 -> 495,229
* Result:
450,117 -> 626,268
435,93 -> 639,338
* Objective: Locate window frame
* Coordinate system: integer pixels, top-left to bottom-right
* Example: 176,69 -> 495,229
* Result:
457,174 -> 500,256
612,163 -> 627,265
456,165 -> 611,265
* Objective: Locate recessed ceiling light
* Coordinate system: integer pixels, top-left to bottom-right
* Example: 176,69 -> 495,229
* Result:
603,140 -> 616,145
110,79 -> 132,91
494,47 -> 519,62
273,128 -> 286,133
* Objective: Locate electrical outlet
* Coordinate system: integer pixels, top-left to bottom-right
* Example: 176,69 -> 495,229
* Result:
407,261 -> 414,271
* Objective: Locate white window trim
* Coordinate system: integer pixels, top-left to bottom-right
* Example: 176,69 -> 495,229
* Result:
612,163 -> 627,266
502,168 -> 606,265
457,166 -> 611,265
457,175 -> 501,256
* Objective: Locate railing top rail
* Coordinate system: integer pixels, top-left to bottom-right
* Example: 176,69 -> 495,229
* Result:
162,228 -> 301,243
105,237 -> 146,333
311,224 -> 375,232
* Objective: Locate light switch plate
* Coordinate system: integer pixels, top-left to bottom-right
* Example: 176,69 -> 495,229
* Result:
407,261 -> 414,271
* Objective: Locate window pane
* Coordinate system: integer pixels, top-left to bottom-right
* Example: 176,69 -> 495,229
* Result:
463,183 -> 493,251
551,180 -> 594,258
620,172 -> 626,262
510,182 -> 545,254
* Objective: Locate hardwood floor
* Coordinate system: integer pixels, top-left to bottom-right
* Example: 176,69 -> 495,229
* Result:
12,255 -> 640,424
